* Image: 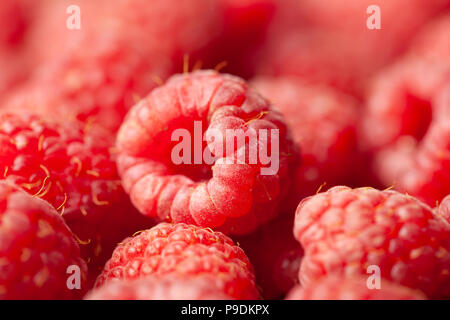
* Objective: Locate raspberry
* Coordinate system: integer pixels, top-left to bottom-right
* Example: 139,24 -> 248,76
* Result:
287,0 -> 447,60
294,186 -> 450,298
363,59 -> 450,206
286,276 -> 426,300
257,30 -> 375,97
236,214 -> 302,299
95,223 -> 259,300
0,181 -> 87,299
0,112 -> 153,270
86,274 -> 232,300
117,70 -> 297,235
15,33 -> 171,133
437,195 -> 450,225
252,76 -> 360,204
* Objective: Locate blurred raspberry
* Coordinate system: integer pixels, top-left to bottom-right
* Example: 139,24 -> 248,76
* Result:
0,181 -> 87,299
256,0 -> 448,97
257,30 -> 376,97
117,70 -> 297,236
86,274 -> 233,300
236,214 -> 302,299
95,223 -> 259,300
294,186 -> 450,298
252,76 -> 361,204
14,0 -> 222,132
0,112 -> 153,272
287,276 -> 426,300
363,58 -> 450,206
290,0 -> 448,60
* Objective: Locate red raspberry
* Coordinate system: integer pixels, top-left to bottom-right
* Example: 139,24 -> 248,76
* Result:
0,112 -> 153,270
363,59 -> 450,206
294,186 -> 450,298
95,223 -> 259,300
257,30 -> 375,97
0,181 -> 87,300
286,276 -> 426,300
86,274 -> 232,300
117,70 -> 297,235
287,0 -> 447,59
437,195 -> 450,225
236,214 -> 302,299
252,76 -> 360,204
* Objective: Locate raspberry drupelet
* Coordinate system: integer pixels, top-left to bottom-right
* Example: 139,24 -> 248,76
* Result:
294,186 -> 450,299
286,276 -> 426,300
95,223 -> 259,300
0,181 -> 87,299
116,70 -> 297,235
86,274 -> 233,300
0,112 -> 153,270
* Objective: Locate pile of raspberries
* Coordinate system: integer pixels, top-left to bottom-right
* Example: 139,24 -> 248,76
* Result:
0,0 -> 449,300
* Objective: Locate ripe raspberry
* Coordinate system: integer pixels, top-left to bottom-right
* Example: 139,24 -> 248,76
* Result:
236,214 -> 302,299
117,70 -> 297,235
86,274 -> 232,300
294,186 -> 450,298
286,276 -> 426,300
363,59 -> 450,206
95,223 -> 259,300
0,181 -> 87,299
252,76 -> 360,204
0,112 -> 153,270
257,30 -> 375,97
437,195 -> 450,225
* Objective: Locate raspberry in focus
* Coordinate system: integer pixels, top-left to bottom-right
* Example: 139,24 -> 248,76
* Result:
95,223 -> 259,300
117,70 -> 297,235
294,186 -> 450,298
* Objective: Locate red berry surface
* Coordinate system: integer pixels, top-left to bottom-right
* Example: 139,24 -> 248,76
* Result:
286,276 -> 426,300
252,76 -> 360,204
294,186 -> 450,298
117,70 -> 297,235
0,181 -> 87,299
363,59 -> 450,206
0,112 -> 153,270
95,223 -> 259,300
408,13 -> 450,62
86,274 -> 233,300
